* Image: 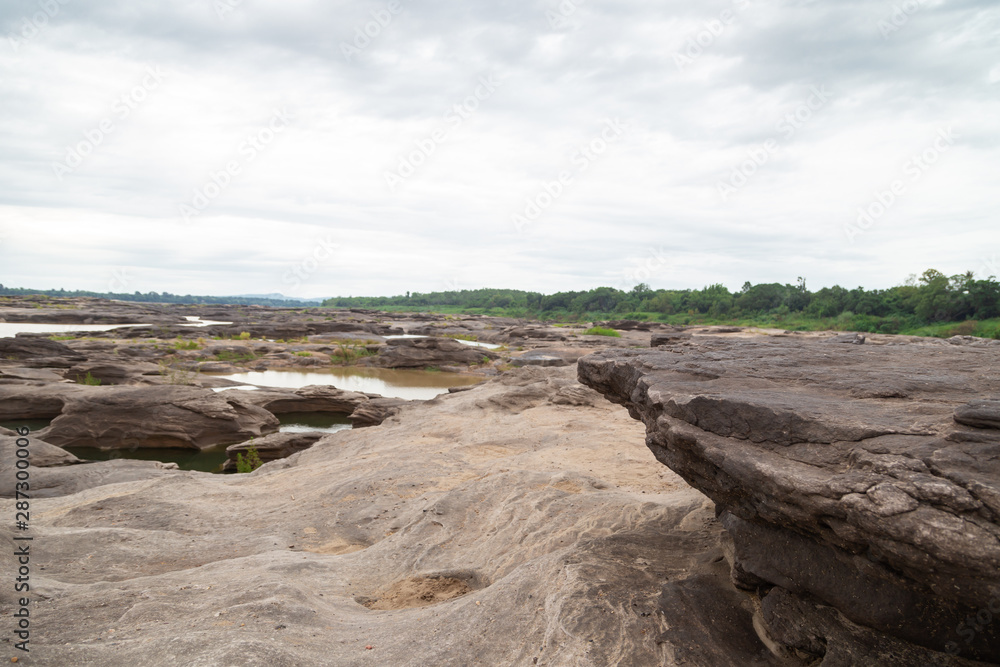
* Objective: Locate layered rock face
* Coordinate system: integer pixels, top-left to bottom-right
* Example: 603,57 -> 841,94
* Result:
579,336 -> 1000,664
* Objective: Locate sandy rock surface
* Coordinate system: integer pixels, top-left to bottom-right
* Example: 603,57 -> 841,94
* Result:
0,366 -> 752,667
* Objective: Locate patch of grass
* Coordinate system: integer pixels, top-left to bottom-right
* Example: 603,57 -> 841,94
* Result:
238,331 -> 251,340
48,334 -> 77,341
294,351 -> 312,357
582,326 -> 621,337
235,444 -> 263,473
173,339 -> 201,350
79,372 -> 102,386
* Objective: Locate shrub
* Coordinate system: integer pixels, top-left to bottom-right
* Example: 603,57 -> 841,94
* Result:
948,320 -> 979,337
80,372 -> 102,386
235,445 -> 263,473
331,342 -> 375,365
238,332 -> 251,340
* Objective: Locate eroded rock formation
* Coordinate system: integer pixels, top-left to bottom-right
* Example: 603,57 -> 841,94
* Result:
36,385 -> 280,450
579,336 -> 1000,664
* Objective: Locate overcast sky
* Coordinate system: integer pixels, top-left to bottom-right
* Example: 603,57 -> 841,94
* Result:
1,0 -> 997,299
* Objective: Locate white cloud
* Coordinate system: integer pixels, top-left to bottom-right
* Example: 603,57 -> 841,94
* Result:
1,0 -> 998,298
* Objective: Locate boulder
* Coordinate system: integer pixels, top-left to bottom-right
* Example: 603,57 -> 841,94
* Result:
347,397 -> 408,427
497,326 -> 565,342
650,332 -> 692,346
0,336 -> 85,366
0,432 -> 81,470
36,385 -> 280,450
0,384 -> 88,420
826,332 -> 866,344
596,320 -> 654,331
0,367 -> 67,382
579,337 -> 1000,663
368,337 -> 499,369
64,361 -> 162,385
510,350 -> 577,367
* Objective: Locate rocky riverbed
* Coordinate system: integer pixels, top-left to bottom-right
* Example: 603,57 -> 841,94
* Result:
1,296 -> 997,665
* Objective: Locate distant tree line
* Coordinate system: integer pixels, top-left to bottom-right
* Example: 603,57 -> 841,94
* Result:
0,285 -> 318,308
324,270 -> 1000,334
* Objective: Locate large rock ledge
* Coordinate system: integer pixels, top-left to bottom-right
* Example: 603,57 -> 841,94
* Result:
579,336 -> 1000,664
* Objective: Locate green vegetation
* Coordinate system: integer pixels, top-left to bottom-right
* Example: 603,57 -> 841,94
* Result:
79,372 -> 102,386
331,343 -> 375,365
294,351 -> 312,357
238,331 -> 251,340
235,445 -> 263,473
173,338 -> 201,350
48,334 -> 77,341
322,270 -> 1000,338
212,350 -> 259,363
582,326 -> 621,337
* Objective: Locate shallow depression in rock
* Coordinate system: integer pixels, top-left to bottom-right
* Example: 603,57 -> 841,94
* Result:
214,367 -> 484,400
